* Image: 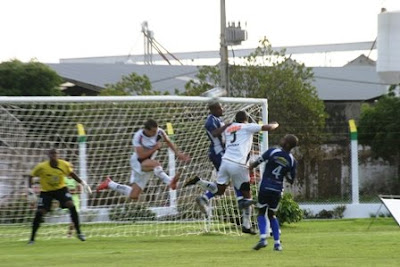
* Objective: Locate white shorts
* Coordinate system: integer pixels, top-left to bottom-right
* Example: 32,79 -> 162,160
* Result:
130,154 -> 152,190
216,159 -> 250,190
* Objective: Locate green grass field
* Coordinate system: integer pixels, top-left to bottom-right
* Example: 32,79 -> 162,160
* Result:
1,218 -> 399,267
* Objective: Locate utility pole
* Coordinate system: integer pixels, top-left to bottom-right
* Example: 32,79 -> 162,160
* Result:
220,0 -> 229,96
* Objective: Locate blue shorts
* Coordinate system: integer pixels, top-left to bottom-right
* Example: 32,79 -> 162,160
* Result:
208,150 -> 223,171
257,190 -> 282,211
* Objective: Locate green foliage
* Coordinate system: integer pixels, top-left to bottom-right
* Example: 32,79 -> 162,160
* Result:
276,192 -> 303,225
181,66 -> 220,96
102,72 -> 167,95
183,38 -> 327,154
303,205 -> 346,219
99,88 -> 130,96
0,59 -> 63,96
358,86 -> 400,162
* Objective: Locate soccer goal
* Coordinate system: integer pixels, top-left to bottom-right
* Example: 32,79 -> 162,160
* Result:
0,95 -> 268,239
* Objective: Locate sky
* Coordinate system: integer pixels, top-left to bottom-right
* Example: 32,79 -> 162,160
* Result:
1,0 -> 400,64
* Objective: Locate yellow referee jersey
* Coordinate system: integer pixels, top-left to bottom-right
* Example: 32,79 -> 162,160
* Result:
30,160 -> 73,192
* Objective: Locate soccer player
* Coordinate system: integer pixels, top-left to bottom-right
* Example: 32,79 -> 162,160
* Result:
184,103 -> 257,234
97,119 -> 190,201
250,134 -> 298,251
27,149 -> 92,244
184,103 -> 232,206
188,110 -> 279,234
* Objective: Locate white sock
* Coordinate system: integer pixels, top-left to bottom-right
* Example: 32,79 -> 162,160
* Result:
153,166 -> 172,184
108,181 -> 132,196
197,180 -> 218,194
242,206 -> 251,229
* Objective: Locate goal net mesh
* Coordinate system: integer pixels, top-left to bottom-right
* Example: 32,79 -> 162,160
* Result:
0,96 -> 266,239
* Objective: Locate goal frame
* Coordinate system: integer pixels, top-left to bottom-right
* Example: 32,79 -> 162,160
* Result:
0,95 -> 269,237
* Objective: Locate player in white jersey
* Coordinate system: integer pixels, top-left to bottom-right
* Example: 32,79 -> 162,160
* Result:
215,111 -> 279,232
97,119 -> 190,201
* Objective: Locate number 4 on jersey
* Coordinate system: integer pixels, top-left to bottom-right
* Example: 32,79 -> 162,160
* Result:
272,165 -> 282,179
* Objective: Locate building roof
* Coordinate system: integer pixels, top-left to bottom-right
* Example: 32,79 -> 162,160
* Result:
47,63 -> 389,101
47,63 -> 199,95
312,66 -> 387,101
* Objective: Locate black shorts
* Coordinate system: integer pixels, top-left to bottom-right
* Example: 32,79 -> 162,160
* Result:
258,190 -> 282,210
38,187 -> 73,211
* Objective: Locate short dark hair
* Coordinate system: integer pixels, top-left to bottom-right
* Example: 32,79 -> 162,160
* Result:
235,111 -> 248,123
144,119 -> 158,130
285,134 -> 299,149
48,148 -> 58,155
208,102 -> 221,112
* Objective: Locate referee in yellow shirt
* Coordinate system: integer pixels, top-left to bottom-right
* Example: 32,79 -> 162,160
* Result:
27,149 -> 92,244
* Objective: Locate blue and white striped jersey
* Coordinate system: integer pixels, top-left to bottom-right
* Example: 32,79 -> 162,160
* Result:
205,114 -> 225,155
258,148 -> 297,192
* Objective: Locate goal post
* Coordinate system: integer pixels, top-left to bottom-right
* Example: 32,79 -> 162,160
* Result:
0,95 -> 268,239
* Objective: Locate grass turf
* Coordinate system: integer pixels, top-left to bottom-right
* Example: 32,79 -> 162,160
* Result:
1,218 -> 399,267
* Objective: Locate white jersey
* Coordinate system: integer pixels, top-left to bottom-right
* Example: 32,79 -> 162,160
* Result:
222,122 -> 261,165
132,128 -> 165,160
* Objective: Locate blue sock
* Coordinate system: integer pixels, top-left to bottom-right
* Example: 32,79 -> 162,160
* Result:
257,215 -> 267,238
205,191 -> 214,200
270,217 -> 280,241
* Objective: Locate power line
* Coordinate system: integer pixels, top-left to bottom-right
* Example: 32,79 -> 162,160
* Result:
150,70 -> 199,84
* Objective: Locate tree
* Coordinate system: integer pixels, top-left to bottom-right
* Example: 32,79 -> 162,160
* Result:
0,59 -> 63,96
184,38 -> 326,150
182,66 -> 219,96
358,85 -> 400,178
102,72 -> 167,96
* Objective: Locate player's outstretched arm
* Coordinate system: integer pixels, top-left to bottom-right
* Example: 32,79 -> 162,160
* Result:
211,122 -> 232,137
70,172 -> 92,194
261,121 -> 279,131
163,132 -> 191,162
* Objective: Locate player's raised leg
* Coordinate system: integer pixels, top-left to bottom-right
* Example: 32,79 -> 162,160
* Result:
97,176 -> 133,197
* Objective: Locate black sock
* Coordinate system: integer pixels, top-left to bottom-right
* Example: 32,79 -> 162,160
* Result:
69,206 -> 81,234
30,211 -> 43,241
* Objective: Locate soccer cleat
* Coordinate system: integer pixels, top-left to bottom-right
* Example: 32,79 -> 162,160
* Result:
169,172 -> 181,190
96,176 -> 112,192
195,195 -> 209,217
238,199 -> 253,210
27,240 -> 35,245
77,233 -> 86,241
242,226 -> 257,235
253,240 -> 267,250
183,176 -> 200,187
273,243 -> 283,251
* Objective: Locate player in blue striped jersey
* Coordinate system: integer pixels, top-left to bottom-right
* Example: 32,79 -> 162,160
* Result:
184,103 -> 234,216
205,102 -> 229,171
250,134 -> 298,251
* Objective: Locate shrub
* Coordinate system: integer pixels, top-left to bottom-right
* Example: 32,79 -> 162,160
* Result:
276,192 -> 303,225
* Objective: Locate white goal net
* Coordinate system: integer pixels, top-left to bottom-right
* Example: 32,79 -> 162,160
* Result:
0,96 -> 268,239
